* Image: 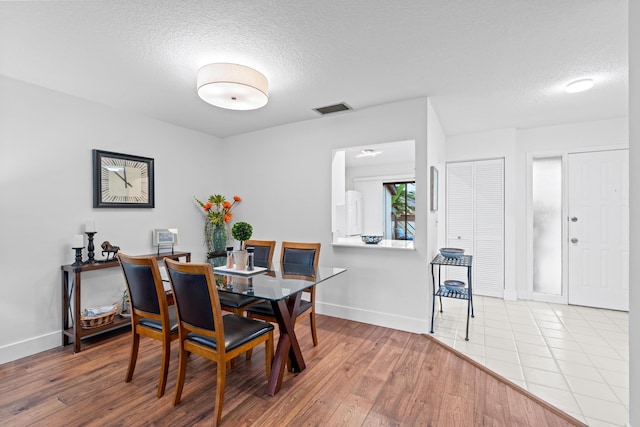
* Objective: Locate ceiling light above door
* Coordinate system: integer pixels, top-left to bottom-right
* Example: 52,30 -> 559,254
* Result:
197,63 -> 269,110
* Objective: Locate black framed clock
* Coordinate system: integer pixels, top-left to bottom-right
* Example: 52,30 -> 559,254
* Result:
93,149 -> 155,208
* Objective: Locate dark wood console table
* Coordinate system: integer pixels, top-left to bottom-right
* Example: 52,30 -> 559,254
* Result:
61,251 -> 191,353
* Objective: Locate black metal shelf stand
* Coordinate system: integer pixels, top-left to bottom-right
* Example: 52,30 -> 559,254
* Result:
430,254 -> 475,341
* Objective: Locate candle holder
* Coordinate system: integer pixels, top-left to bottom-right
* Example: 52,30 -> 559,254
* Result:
84,232 -> 97,263
72,247 -> 84,266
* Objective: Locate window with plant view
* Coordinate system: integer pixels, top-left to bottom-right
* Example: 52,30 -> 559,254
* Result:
383,181 -> 415,240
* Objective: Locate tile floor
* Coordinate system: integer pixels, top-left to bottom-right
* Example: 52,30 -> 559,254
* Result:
430,295 -> 629,426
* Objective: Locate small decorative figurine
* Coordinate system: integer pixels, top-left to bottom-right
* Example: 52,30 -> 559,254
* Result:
101,241 -> 120,261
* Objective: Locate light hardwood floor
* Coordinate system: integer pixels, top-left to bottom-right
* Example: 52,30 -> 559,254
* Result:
0,315 -> 584,426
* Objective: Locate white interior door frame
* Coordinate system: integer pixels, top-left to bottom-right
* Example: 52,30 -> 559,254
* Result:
526,151 -> 569,304
525,144 -> 628,304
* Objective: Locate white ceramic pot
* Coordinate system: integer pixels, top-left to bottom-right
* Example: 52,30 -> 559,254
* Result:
232,250 -> 248,270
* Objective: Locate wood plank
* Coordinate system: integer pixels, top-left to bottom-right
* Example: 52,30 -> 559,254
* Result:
0,316 -> 585,426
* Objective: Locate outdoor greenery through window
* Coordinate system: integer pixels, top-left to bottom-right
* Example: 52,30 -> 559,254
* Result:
383,181 -> 415,240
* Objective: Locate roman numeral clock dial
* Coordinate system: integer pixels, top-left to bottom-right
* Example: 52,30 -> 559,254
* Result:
93,150 -> 155,208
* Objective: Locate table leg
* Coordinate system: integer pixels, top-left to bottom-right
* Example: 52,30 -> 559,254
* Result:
265,293 -> 305,396
430,263 -> 436,334
468,266 -> 474,318
73,271 -> 82,353
62,271 -> 69,346
465,299 -> 470,341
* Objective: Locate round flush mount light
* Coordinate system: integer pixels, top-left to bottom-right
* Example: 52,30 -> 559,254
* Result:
197,63 -> 269,110
565,78 -> 594,94
356,149 -> 382,158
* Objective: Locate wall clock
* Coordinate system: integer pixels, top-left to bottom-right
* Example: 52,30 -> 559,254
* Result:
93,149 -> 155,208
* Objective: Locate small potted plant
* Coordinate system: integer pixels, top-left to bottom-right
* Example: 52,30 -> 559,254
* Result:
232,221 -> 253,250
231,222 -> 253,270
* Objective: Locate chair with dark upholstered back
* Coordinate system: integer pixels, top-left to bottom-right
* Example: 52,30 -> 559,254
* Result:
244,239 -> 276,267
163,258 -> 274,426
246,241 -> 321,348
118,253 -> 179,398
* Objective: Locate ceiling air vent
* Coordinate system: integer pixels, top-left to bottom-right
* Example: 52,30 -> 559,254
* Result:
313,102 -> 352,115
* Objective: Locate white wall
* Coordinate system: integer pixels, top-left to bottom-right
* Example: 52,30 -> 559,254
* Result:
427,100 -> 447,262
221,98 -> 436,333
0,75 -> 222,363
628,1 -> 638,425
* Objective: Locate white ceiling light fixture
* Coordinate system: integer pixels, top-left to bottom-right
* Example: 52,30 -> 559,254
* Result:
356,149 -> 382,158
565,78 -> 594,94
197,63 -> 269,110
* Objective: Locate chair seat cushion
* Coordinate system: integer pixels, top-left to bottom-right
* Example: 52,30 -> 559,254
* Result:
245,300 -> 312,318
139,305 -> 179,333
187,315 -> 274,351
218,292 -> 262,310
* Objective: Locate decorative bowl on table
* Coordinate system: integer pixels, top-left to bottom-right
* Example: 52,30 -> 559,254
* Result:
361,235 -> 383,245
443,280 -> 465,293
440,248 -> 465,259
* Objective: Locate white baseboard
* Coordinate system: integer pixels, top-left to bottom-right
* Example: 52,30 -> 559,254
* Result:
316,302 -> 429,334
503,288 -> 518,301
0,331 -> 60,365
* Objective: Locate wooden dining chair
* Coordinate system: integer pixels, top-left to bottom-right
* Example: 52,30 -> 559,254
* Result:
246,242 -> 321,352
244,239 -> 276,267
218,239 -> 275,316
163,258 -> 274,426
118,253 -> 179,398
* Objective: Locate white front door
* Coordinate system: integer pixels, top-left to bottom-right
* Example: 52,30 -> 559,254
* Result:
568,149 -> 629,311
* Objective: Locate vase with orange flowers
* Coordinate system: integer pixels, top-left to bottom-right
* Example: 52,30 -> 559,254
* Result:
195,194 -> 242,265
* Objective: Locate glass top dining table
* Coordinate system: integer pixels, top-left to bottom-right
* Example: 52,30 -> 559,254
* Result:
213,263 -> 346,301
161,263 -> 346,301
160,261 -> 347,395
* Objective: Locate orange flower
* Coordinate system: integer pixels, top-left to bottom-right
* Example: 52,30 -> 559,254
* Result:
195,194 -> 242,227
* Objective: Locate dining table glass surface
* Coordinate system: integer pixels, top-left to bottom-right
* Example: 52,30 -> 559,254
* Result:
160,262 -> 346,301
214,263 -> 346,301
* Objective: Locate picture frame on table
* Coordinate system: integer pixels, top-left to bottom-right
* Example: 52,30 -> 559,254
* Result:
152,229 -> 178,247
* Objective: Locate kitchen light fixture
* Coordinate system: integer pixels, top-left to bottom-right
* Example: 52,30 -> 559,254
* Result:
197,63 -> 269,110
565,78 -> 594,94
356,149 -> 382,158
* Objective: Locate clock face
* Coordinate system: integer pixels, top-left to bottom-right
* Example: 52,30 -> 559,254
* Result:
93,150 -> 154,208
101,157 -> 148,203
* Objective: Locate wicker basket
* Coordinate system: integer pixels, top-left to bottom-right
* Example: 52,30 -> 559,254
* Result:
81,302 -> 120,329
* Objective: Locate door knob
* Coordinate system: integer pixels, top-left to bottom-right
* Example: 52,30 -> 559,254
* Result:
571,238 -> 578,243
571,217 -> 578,222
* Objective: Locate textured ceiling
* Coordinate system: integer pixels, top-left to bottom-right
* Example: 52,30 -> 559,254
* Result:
0,1 -> 628,138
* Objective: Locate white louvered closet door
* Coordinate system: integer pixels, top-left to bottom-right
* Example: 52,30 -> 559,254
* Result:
446,159 -> 504,298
